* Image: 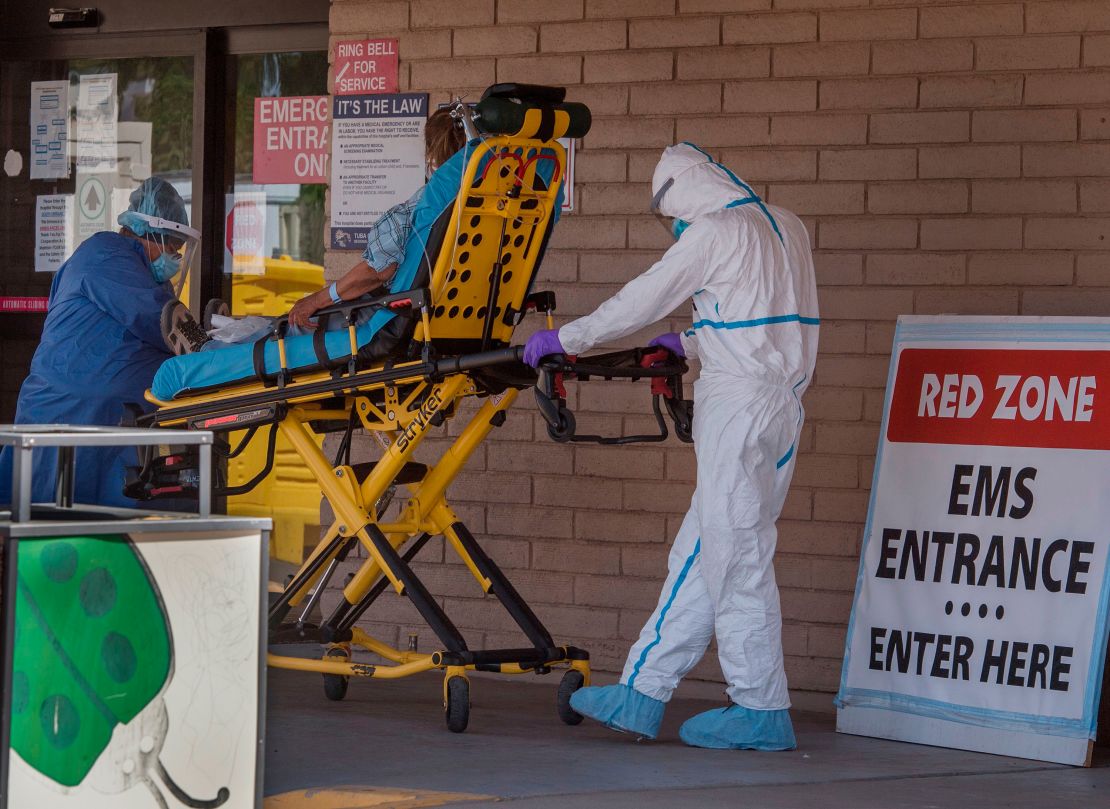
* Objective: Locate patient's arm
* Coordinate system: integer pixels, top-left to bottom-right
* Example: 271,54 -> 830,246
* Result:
288,261 -> 398,329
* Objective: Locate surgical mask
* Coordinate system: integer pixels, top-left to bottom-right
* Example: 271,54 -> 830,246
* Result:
119,209 -> 200,293
151,250 -> 182,283
672,219 -> 690,240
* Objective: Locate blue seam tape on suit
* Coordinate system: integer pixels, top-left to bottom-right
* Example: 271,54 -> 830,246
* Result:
628,539 -> 702,688
680,141 -> 785,244
684,314 -> 820,336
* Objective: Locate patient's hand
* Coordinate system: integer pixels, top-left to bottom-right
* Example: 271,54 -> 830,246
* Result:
288,293 -> 323,330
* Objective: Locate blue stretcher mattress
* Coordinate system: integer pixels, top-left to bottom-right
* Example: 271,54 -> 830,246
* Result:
151,141 -> 563,402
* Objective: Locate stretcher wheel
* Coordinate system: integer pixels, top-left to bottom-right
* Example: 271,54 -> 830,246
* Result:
547,409 -> 576,443
557,670 -> 585,725
445,676 -> 470,733
323,647 -> 350,702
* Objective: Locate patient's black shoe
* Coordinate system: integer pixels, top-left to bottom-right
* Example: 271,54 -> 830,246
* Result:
202,297 -> 230,330
162,300 -> 211,355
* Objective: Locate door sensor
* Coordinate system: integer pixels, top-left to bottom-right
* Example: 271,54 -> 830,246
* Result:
48,7 -> 100,28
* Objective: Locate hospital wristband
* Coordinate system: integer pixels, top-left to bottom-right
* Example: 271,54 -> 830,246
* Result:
328,282 -> 342,304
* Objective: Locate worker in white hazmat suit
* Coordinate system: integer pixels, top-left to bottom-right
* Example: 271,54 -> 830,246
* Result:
523,143 -> 819,750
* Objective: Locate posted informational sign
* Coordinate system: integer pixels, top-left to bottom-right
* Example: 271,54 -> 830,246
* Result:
75,173 -> 113,243
252,96 -> 329,184
29,80 -> 69,180
34,194 -> 72,272
333,39 -> 399,96
330,93 -> 427,251
837,316 -> 1110,766
75,73 -> 117,174
224,192 -> 267,275
0,297 -> 48,313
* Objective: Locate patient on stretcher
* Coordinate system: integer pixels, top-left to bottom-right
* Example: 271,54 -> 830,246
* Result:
147,102 -> 566,403
160,107 -> 465,356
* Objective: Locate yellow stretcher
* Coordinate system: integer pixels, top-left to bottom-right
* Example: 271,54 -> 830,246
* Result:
130,84 -> 692,732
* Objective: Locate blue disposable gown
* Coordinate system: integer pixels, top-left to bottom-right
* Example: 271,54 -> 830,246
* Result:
0,232 -> 174,508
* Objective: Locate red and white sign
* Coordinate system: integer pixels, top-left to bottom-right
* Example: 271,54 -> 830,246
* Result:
224,193 -> 266,275
333,39 -> 399,96
0,297 -> 48,313
838,316 -> 1110,767
252,96 -> 329,184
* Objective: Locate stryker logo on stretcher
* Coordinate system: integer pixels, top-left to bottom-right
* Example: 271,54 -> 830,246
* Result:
887,349 -> 1108,449
396,390 -> 444,452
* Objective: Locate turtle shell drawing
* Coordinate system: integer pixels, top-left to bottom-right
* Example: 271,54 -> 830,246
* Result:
11,534 -> 230,808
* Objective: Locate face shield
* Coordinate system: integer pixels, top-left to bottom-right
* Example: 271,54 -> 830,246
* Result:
123,211 -> 200,293
650,177 -> 675,236
650,177 -> 690,240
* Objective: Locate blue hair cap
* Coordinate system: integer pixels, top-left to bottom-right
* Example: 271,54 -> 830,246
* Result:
117,176 -> 189,237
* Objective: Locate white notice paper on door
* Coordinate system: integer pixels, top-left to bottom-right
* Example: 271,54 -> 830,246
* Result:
29,80 -> 69,180
76,73 -> 118,174
35,194 -> 73,272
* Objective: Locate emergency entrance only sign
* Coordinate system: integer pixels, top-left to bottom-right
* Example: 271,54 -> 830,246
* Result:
838,316 -> 1110,766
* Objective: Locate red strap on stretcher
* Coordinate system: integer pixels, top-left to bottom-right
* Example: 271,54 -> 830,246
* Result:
640,349 -> 675,399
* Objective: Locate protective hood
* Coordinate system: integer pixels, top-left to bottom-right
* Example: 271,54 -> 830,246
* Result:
650,143 -> 753,222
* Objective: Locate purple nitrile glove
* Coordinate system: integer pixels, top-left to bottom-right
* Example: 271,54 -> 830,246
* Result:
523,328 -> 565,367
649,332 -> 685,358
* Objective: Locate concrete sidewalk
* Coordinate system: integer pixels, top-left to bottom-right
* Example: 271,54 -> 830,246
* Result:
264,667 -> 1110,808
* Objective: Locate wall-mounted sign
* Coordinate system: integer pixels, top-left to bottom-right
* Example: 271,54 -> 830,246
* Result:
252,96 -> 329,184
329,93 -> 427,251
837,315 -> 1110,767
333,39 -> 399,96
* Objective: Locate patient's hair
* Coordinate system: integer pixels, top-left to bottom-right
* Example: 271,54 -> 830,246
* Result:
425,107 -> 466,171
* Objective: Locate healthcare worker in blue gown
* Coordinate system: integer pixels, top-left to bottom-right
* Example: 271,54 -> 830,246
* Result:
524,144 -> 819,751
0,177 -> 200,508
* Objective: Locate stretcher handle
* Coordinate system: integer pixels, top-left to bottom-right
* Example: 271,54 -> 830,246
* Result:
433,346 -> 525,376
533,348 -> 694,445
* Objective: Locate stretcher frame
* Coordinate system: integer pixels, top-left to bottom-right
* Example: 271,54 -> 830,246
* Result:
137,93 -> 598,731
135,86 -> 692,732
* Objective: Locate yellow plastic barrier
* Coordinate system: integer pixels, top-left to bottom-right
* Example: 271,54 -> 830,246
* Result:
227,256 -> 325,565
180,256 -> 326,564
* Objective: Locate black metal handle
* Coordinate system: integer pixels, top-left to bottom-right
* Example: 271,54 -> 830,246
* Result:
532,347 -> 694,445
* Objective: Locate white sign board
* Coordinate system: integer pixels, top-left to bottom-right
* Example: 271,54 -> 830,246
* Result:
29,81 -> 69,180
329,93 -> 427,251
837,316 -> 1110,766
75,74 -> 117,174
34,194 -> 73,272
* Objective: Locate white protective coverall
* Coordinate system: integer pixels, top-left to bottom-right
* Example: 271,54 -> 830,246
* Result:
559,143 -> 819,710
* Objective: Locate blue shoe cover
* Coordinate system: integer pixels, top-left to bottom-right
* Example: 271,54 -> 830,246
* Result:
679,705 -> 796,751
569,684 -> 665,739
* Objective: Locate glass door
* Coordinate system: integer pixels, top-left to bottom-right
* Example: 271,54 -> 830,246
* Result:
221,50 -> 329,316
0,47 -> 199,420
218,47 -> 329,567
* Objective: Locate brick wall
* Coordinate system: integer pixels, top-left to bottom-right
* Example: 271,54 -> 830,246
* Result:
324,0 -> 1110,697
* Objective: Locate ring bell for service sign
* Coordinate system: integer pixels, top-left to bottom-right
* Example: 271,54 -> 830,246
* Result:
837,316 -> 1110,766
333,39 -> 398,96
